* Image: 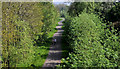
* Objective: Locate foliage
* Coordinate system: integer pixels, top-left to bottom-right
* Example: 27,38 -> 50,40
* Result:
59,13 -> 120,68
2,2 -> 59,67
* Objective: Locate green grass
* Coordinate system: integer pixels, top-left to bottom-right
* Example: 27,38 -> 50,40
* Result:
31,18 -> 62,68
59,18 -> 63,21
32,44 -> 50,67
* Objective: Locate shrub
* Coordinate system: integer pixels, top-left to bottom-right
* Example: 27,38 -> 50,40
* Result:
60,12 -> 120,68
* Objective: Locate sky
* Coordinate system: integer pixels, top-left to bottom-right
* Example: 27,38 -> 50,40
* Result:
53,2 -> 71,6
53,0 -> 72,6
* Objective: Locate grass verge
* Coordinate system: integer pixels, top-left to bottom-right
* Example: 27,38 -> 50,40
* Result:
32,18 -> 62,68
59,18 -> 63,21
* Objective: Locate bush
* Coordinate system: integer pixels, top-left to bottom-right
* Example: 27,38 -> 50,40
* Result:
60,12 -> 120,68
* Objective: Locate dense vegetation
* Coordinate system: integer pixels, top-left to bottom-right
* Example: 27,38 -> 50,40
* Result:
2,2 -> 59,67
59,2 -> 120,68
1,1 -> 120,68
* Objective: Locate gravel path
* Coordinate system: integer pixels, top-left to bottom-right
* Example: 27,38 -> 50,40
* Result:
42,18 -> 65,69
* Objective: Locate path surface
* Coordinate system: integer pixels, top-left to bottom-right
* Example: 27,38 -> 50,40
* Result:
42,18 -> 65,69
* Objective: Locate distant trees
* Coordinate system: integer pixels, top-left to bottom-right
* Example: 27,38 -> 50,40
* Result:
55,3 -> 69,17
106,3 -> 120,22
68,2 -> 114,17
68,2 -> 89,16
68,2 -> 120,22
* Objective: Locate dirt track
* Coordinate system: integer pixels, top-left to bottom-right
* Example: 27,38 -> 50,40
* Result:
42,18 -> 65,69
